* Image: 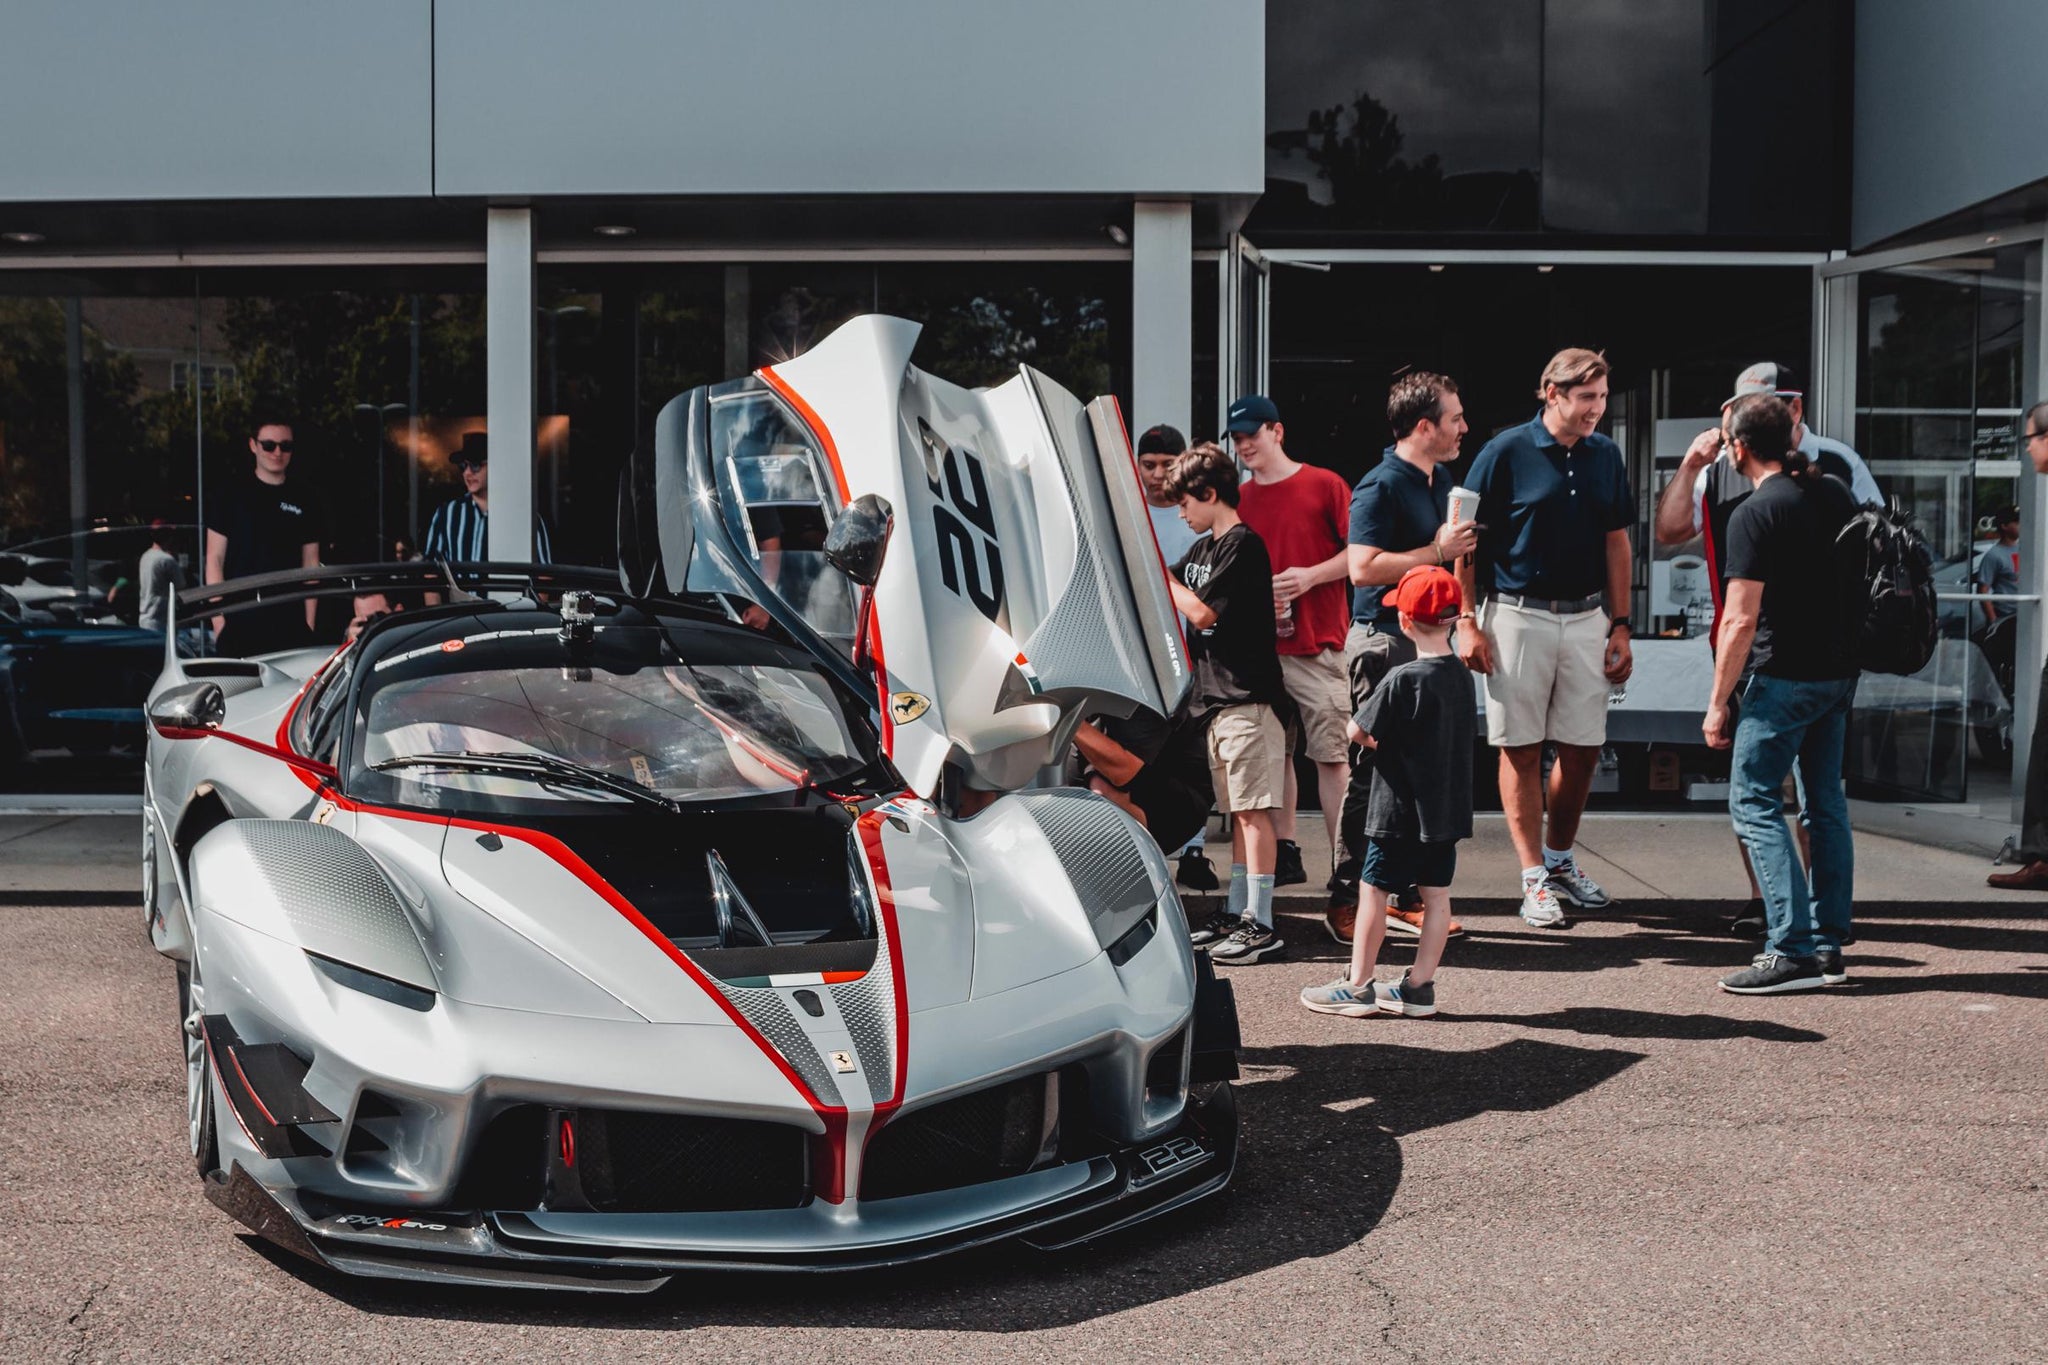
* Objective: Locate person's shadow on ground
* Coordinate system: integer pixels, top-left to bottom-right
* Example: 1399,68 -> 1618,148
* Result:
250,1035 -> 1669,1330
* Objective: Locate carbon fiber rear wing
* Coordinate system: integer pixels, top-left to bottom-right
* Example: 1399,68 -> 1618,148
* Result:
173,561 -> 628,626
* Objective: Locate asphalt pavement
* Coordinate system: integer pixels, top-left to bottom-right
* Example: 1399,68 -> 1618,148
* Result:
4,813 -> 2044,1362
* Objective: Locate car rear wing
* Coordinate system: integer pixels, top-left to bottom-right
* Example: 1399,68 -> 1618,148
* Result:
172,561 -> 628,628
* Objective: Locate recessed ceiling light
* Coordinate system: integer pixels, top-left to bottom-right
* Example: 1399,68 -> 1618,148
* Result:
1428,264 -> 1446,273
1986,234 -> 2001,244
1104,223 -> 1131,247
2,231 -> 45,245
593,224 -> 636,238
1537,264 -> 1555,273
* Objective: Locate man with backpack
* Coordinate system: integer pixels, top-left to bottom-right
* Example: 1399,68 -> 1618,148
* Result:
1703,395 -> 1861,995
1656,361 -> 1883,936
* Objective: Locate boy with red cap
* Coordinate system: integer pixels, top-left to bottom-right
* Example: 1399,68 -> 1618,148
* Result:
1301,565 -> 1472,1017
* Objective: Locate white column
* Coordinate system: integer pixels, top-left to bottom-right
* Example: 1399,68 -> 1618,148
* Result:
486,207 -> 536,562
1131,200 -> 1193,439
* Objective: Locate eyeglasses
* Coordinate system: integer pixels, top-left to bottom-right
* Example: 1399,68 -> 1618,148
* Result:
256,439 -> 294,453
2026,430 -> 2048,443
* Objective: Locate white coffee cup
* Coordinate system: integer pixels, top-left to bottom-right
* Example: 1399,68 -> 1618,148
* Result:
1669,554 -> 1706,600
1446,485 -> 1479,527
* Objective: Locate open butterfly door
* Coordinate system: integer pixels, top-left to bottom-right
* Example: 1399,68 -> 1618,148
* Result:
629,314 -> 1190,801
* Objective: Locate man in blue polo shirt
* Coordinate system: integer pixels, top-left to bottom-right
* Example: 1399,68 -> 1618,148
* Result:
1454,348 -> 1635,930
1330,371 -> 1477,945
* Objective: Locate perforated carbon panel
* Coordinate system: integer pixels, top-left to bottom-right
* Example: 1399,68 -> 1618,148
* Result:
830,926 -> 896,1106
713,981 -> 840,1104
1014,790 -> 1157,943
231,820 -> 435,990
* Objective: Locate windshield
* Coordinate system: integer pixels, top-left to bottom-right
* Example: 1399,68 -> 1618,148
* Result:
348,614 -> 882,811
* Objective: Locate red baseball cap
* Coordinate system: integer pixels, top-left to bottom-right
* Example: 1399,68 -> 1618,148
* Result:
1389,565 -> 1462,624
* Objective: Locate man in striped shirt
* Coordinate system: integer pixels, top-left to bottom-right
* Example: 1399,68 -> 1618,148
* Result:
421,432 -> 555,565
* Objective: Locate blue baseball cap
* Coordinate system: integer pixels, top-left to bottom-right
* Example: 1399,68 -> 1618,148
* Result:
1226,394 -> 1280,434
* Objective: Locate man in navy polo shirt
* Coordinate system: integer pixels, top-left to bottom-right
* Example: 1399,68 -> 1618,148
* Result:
1455,349 -> 1635,929
1330,371 -> 1477,946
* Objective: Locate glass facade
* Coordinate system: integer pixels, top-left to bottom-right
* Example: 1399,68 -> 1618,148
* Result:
1843,245 -> 2040,803
0,261 -> 1125,790
1251,0 -> 1848,240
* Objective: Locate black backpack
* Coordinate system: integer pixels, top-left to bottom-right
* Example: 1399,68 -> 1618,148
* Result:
1836,498 -> 1937,676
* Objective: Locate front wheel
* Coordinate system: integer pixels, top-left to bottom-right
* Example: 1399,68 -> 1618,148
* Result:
178,961 -> 218,1178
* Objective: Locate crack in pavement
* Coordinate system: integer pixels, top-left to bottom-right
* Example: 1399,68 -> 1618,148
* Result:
1570,832 -> 1683,900
65,1279 -> 108,1364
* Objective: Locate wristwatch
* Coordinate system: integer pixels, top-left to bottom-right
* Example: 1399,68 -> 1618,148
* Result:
1607,615 -> 1632,636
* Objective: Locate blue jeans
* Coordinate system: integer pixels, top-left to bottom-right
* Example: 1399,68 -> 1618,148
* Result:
1729,674 -> 1857,959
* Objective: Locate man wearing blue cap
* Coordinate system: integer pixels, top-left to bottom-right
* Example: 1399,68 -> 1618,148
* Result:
1230,393 -> 1356,891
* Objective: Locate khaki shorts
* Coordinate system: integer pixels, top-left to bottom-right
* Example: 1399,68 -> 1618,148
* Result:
1206,703 -> 1284,812
1479,599 -> 1610,749
1278,648 -> 1350,764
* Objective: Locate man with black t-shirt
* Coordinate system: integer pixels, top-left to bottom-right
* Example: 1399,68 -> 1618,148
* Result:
205,418 -> 321,656
1703,394 -> 1859,996
1656,361 -> 1882,935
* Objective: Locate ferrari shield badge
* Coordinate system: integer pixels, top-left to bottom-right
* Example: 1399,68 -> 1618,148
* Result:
889,692 -> 930,725
831,1050 -> 858,1074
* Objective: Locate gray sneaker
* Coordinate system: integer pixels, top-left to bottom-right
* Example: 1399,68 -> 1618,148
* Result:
1374,970 -> 1437,1017
1519,879 -> 1568,928
1545,859 -> 1611,909
1300,977 -> 1379,1018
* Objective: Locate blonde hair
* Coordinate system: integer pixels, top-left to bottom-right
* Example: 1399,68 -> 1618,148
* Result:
1537,348 -> 1610,399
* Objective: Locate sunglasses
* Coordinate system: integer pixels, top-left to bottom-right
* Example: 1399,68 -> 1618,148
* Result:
455,456 -> 488,471
256,439 -> 295,453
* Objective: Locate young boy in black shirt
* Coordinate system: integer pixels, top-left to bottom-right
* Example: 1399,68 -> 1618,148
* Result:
1302,566 -> 1472,1016
1165,443 -> 1290,965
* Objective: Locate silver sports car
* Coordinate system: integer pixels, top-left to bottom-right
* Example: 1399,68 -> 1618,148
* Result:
144,315 -> 1239,1291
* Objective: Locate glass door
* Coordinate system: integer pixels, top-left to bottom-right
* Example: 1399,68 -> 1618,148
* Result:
1223,236 -> 1269,414
1827,243 -> 2042,803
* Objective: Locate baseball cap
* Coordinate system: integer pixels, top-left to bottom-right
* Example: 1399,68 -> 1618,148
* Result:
1723,361 -> 1802,410
1225,394 -> 1280,434
1389,565 -> 1462,625
1135,423 -> 1186,457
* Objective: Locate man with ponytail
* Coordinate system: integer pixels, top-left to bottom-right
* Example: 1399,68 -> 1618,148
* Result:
1702,394 -> 1861,995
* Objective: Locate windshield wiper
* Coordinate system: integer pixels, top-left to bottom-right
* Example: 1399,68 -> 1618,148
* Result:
371,750 -> 681,814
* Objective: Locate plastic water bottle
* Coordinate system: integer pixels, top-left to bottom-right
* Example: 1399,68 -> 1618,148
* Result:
1275,598 -> 1297,640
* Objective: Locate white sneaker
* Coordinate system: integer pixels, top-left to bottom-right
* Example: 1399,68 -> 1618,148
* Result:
1545,859 -> 1610,909
1519,879 -> 1568,928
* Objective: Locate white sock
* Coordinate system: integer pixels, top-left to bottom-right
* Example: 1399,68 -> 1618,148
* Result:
1543,845 -> 1573,871
1521,865 -> 1545,887
1247,874 -> 1276,929
1227,864 -> 1248,916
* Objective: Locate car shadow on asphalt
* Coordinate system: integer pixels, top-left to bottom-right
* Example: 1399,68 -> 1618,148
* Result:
246,1037 -> 1645,1330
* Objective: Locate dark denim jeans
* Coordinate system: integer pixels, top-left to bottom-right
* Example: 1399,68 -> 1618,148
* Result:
1729,673 -> 1857,959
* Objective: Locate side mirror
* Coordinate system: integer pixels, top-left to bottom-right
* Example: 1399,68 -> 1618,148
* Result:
823,494 -> 895,588
148,681 -> 226,735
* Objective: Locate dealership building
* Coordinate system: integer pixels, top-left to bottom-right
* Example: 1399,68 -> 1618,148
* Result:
2,0 -> 2045,815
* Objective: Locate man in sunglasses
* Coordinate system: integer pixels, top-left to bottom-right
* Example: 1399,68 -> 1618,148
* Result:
422,431 -> 554,576
204,418 -> 321,655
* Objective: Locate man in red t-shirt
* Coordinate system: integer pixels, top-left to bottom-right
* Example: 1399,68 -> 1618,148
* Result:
1230,394 -> 1355,888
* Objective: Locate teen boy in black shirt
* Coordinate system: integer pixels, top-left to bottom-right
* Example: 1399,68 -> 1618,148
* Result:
1302,566 -> 1472,1018
205,418 -> 321,656
1166,442 -> 1289,965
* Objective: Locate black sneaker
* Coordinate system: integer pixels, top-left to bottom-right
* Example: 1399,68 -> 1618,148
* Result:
1209,918 -> 1284,964
1816,946 -> 1847,986
1728,898 -> 1767,938
1175,850 -> 1219,892
1718,952 -> 1825,995
1187,909 -> 1239,949
1274,839 -> 1307,887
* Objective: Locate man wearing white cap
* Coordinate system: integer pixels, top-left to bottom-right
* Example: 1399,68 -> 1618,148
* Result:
1654,360 -> 1880,935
